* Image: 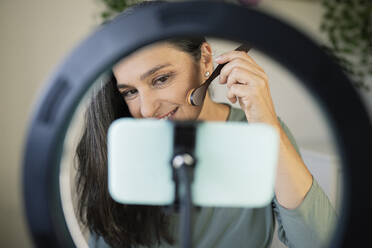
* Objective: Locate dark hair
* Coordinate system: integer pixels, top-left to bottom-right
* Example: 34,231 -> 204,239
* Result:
75,4 -> 206,247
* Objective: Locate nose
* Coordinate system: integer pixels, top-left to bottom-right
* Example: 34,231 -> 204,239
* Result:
139,90 -> 159,118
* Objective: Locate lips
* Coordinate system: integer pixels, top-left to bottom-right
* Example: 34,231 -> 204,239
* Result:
158,107 -> 178,120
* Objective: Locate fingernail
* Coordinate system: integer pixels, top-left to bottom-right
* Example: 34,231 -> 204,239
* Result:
215,56 -> 223,62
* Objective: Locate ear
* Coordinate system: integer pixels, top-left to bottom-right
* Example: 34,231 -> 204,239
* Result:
199,42 -> 214,74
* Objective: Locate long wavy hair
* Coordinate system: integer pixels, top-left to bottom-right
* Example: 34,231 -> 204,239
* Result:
75,4 -> 206,246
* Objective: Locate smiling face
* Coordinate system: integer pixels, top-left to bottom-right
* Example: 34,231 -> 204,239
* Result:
113,42 -> 211,120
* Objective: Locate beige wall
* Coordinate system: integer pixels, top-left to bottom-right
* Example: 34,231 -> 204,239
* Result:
0,0 -> 102,247
0,0 -> 370,247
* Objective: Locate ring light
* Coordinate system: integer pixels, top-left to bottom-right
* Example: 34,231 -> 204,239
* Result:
23,1 -> 372,247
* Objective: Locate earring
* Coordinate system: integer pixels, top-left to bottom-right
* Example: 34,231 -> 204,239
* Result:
205,71 -> 210,77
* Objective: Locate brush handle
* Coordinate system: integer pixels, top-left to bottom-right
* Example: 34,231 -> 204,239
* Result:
187,44 -> 252,106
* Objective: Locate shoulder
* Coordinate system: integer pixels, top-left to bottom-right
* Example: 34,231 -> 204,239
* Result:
227,106 -> 301,156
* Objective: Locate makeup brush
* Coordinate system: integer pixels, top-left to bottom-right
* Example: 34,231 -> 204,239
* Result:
187,43 -> 252,106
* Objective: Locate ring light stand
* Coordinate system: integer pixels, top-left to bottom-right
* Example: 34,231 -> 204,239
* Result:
23,1 -> 372,248
171,122 -> 197,248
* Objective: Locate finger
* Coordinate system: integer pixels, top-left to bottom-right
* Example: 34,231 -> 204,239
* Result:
230,84 -> 254,110
225,69 -> 250,104
215,50 -> 263,71
219,58 -> 268,85
226,67 -> 267,90
226,85 -> 253,108
226,87 -> 238,104
229,83 -> 251,98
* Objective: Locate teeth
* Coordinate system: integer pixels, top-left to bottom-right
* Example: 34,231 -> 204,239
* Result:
160,109 -> 175,120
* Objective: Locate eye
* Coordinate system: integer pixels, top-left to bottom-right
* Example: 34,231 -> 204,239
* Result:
153,73 -> 172,87
121,88 -> 138,99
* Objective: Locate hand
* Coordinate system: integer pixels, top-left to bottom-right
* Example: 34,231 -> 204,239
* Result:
216,51 -> 315,209
215,51 -> 280,127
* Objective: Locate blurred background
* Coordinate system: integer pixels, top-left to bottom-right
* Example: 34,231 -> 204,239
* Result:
1,0 -> 371,247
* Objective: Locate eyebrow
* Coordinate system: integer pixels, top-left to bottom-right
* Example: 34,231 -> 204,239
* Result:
117,63 -> 171,89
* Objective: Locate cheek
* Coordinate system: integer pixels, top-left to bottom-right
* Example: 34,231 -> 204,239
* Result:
164,75 -> 200,104
125,99 -> 142,118
172,69 -> 203,103
168,84 -> 191,104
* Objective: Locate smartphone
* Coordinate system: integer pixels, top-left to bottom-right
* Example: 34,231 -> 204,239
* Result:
108,119 -> 279,208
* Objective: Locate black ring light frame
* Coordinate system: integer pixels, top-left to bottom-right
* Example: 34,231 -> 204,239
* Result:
23,1 -> 372,248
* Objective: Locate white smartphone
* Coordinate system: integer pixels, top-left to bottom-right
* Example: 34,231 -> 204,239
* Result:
108,119 -> 279,208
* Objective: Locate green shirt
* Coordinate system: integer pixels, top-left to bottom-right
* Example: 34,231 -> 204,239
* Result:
90,107 -> 337,248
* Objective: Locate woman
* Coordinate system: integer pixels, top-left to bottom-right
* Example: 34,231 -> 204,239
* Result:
76,3 -> 336,248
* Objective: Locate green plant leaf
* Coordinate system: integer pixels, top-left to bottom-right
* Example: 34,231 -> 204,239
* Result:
320,0 -> 371,91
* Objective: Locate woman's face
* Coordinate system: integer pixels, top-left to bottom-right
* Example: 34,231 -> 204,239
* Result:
113,42 -> 210,120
